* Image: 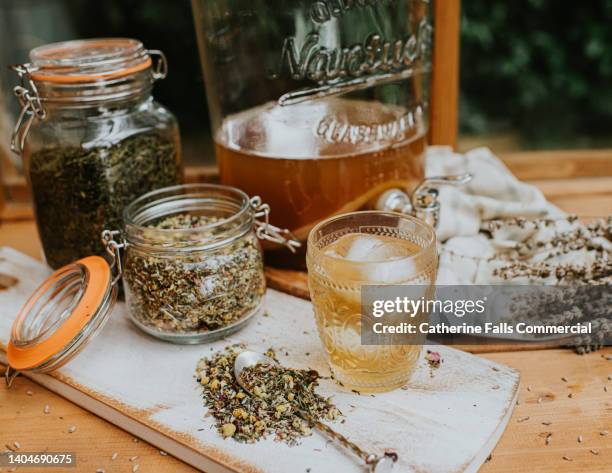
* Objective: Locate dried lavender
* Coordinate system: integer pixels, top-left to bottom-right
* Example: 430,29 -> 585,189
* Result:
124,214 -> 265,334
195,345 -> 341,445
501,285 -> 611,352
494,260 -> 612,284
488,216 -> 612,353
491,216 -> 612,283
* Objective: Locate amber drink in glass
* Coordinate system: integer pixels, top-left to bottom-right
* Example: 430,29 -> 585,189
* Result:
307,211 -> 437,392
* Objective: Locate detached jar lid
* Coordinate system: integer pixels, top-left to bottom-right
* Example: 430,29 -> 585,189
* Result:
5,256 -> 117,386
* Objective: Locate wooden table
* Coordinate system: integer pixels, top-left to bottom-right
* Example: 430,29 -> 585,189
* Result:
1,176 -> 611,473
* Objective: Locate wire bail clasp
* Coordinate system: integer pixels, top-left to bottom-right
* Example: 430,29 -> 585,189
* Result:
250,196 -> 301,253
101,230 -> 126,286
147,49 -> 168,80
4,365 -> 19,388
10,63 -> 46,155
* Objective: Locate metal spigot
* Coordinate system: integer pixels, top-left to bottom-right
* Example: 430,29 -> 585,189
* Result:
376,173 -> 472,228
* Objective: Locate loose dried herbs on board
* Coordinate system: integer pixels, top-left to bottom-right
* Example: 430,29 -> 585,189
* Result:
29,132 -> 180,268
194,345 -> 341,444
124,214 -> 265,334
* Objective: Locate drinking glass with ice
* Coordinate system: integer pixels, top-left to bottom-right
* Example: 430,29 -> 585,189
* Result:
307,211 -> 437,392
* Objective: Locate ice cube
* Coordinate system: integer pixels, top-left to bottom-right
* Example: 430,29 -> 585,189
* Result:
322,234 -> 428,284
359,259 -> 418,283
331,234 -> 412,262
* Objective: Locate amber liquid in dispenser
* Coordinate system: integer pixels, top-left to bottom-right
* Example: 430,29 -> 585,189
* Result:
216,98 -> 426,266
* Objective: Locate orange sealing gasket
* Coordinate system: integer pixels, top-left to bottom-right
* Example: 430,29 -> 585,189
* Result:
7,256 -> 111,371
30,57 -> 152,84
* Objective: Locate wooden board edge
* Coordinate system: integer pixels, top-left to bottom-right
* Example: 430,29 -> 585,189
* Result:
0,355 -> 244,473
465,374 -> 520,473
500,149 -> 612,181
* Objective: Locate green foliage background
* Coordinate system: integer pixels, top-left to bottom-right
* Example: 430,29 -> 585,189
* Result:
460,0 -> 612,149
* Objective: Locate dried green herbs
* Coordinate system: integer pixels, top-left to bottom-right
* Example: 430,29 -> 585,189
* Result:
195,345 -> 341,444
124,214 -> 265,334
29,132 -> 180,268
148,213 -> 210,230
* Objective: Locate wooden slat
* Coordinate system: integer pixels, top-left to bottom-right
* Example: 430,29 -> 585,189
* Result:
429,0 -> 461,147
533,176 -> 612,217
530,176 -> 612,197
547,195 -> 612,219
0,201 -> 33,222
500,149 -> 612,180
4,173 -> 31,202
184,165 -> 219,183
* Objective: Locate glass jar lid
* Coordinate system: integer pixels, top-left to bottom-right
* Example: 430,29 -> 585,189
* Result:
10,38 -> 167,155
28,38 -> 163,83
5,255 -> 118,387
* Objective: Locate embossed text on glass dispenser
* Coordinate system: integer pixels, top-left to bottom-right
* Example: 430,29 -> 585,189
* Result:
193,0 -> 432,267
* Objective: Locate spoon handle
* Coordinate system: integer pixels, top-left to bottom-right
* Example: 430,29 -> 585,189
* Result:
299,410 -> 396,471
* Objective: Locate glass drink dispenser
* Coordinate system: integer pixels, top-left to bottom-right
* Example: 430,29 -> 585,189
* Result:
192,0 -> 432,267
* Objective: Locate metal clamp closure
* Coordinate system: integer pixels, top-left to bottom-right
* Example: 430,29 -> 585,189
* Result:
101,230 -> 126,286
147,49 -> 168,80
10,63 -> 46,155
4,365 -> 18,388
250,196 -> 301,253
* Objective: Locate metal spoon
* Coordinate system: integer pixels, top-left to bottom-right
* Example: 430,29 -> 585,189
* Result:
234,351 -> 397,473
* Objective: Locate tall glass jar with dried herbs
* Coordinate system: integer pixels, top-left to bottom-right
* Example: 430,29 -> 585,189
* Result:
11,39 -> 182,268
118,184 -> 299,344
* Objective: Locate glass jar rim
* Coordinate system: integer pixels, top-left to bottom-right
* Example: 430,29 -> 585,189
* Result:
28,38 -> 151,84
122,184 -> 254,250
307,210 -> 437,266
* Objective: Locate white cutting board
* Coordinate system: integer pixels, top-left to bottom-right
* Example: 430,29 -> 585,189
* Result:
0,247 -> 519,473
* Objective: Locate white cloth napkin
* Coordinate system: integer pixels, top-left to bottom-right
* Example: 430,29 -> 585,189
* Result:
425,146 -> 576,284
